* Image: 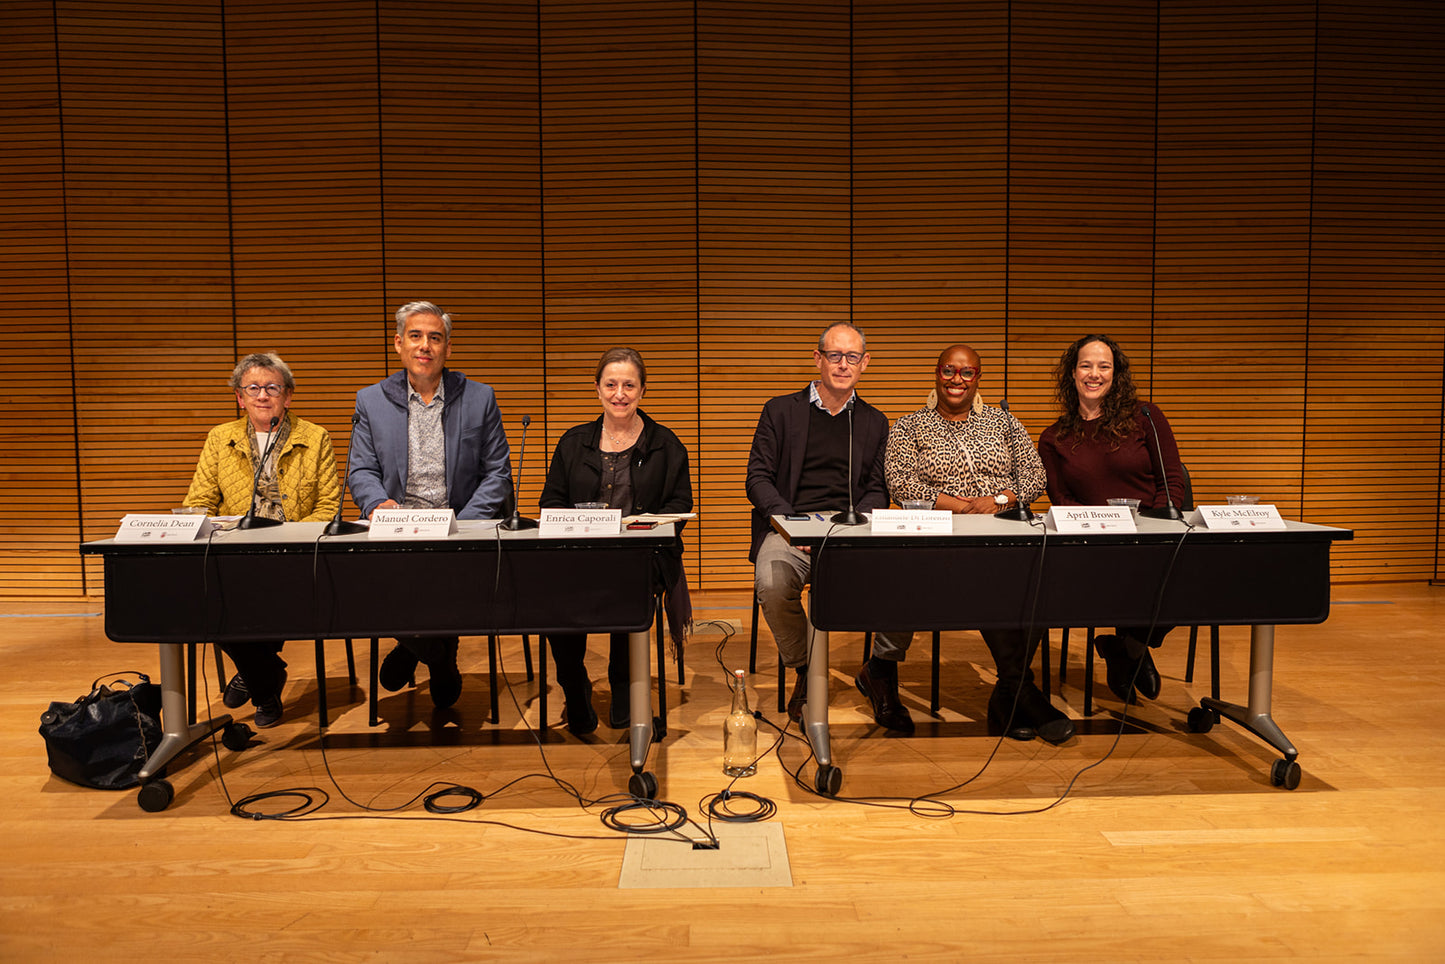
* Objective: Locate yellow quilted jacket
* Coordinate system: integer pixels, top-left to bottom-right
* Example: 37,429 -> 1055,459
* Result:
183,414 -> 341,522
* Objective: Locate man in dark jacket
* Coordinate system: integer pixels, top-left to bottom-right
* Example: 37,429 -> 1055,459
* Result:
745,322 -> 909,731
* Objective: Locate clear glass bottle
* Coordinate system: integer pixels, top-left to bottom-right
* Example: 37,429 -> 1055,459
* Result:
722,668 -> 758,777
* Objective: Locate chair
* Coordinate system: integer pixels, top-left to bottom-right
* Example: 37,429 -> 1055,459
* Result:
192,639 -> 359,728
749,594 -> 945,716
365,635 -> 534,727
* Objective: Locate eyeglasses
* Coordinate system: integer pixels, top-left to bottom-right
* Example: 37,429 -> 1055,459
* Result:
241,384 -> 285,397
820,351 -> 865,365
937,365 -> 979,382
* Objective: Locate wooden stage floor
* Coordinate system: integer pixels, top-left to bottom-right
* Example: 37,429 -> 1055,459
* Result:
3,584 -> 1443,961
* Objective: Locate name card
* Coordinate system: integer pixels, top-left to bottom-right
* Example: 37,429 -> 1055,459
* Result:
115,514 -> 213,543
870,508 -> 953,535
1194,504 -> 1287,531
368,508 -> 457,539
538,508 -> 622,537
1046,506 -> 1137,533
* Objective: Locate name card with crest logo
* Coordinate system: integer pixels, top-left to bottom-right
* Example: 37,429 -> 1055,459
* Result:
538,508 -> 622,537
368,508 -> 457,540
870,508 -> 952,535
1193,504 -> 1286,531
1045,506 -> 1137,533
115,514 -> 215,543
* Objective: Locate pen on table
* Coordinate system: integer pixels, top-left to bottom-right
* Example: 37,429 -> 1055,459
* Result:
814,513 -> 825,521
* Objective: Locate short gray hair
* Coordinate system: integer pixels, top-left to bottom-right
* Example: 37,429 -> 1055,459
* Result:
395,300 -> 452,339
229,352 -> 294,393
817,321 -> 867,353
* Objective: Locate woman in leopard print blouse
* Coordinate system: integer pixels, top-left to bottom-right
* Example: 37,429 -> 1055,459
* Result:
884,345 -> 1046,512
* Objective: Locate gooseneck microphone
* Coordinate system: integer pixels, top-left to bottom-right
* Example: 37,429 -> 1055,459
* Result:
324,411 -> 367,536
1139,404 -> 1184,520
994,399 -> 1034,521
831,397 -> 864,525
500,413 -> 538,531
237,415 -> 284,530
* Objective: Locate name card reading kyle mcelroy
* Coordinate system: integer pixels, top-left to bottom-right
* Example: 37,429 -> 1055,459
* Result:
115,514 -> 214,543
368,508 -> 457,540
1046,506 -> 1137,533
870,508 -> 952,535
1193,504 -> 1287,531
538,508 -> 622,537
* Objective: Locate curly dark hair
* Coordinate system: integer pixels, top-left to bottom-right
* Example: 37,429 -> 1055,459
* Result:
1051,333 -> 1139,442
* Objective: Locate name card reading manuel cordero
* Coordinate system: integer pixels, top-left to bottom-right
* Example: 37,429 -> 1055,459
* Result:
368,508 -> 458,540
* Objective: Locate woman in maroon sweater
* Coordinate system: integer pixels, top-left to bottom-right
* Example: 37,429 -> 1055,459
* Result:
1038,334 -> 1186,705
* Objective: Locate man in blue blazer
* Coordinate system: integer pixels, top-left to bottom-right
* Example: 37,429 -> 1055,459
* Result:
348,300 -> 513,708
745,322 -> 905,731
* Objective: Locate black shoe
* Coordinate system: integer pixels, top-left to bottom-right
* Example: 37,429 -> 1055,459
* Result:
1094,633 -> 1138,704
561,676 -> 598,736
379,645 -> 419,692
986,684 -> 1035,741
253,696 -> 283,728
608,698 -> 630,729
253,669 -> 286,728
854,662 -> 915,735
427,645 -> 463,709
1015,680 -> 1075,745
787,671 -> 807,725
222,674 -> 250,709
1133,642 -> 1162,701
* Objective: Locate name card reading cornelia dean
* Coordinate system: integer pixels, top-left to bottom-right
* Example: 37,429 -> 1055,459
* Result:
368,508 -> 457,539
538,508 -> 622,537
115,513 -> 215,543
1046,505 -> 1137,533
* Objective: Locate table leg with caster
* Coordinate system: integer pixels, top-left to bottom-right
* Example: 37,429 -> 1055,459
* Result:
626,627 -> 658,799
805,628 -> 841,796
137,642 -> 247,812
1197,624 -> 1302,789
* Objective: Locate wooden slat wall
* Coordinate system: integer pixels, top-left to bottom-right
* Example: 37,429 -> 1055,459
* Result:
0,0 -> 1441,597
0,3 -> 81,593
1306,0 -> 1445,581
1154,1 -> 1315,527
60,1 -> 237,590
1007,0 -> 1157,445
380,0 -> 544,498
852,0 -> 1008,427
698,0 -> 851,583
541,0 -> 701,572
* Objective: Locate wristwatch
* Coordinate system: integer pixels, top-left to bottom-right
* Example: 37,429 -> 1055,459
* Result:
994,493 -> 1009,507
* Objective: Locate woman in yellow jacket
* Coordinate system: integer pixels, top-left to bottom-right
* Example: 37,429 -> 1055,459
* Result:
183,352 -> 340,727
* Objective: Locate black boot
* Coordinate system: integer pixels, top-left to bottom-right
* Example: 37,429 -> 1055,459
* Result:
854,658 -> 915,734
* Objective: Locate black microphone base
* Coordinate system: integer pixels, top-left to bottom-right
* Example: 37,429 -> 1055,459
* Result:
1141,505 -> 1185,521
831,509 -> 866,525
994,505 -> 1034,522
323,519 -> 367,536
499,516 -> 539,531
236,515 -> 283,530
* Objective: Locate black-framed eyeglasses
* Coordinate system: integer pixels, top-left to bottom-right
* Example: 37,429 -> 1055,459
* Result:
937,365 -> 979,382
820,350 -> 865,365
241,384 -> 285,397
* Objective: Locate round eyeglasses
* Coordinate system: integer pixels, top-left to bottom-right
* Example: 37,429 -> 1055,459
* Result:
937,365 -> 979,382
241,384 -> 286,397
